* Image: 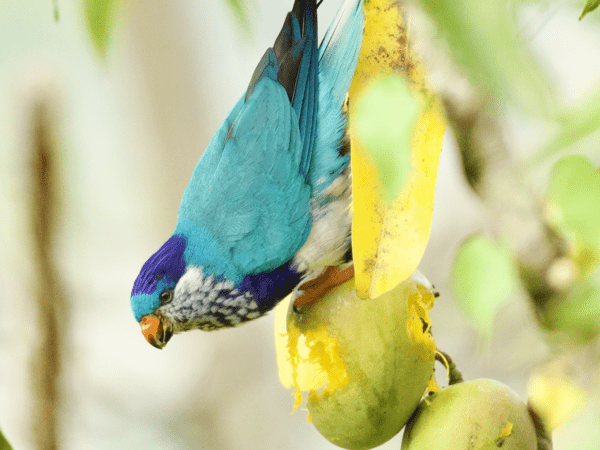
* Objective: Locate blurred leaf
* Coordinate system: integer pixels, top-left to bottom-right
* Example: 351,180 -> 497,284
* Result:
580,0 -> 600,20
53,0 -> 59,21
353,75 -> 417,203
546,156 -> 600,253
572,245 -> 600,278
83,0 -> 121,58
546,281 -> 600,342
225,0 -> 249,29
417,0 -> 551,113
451,235 -> 520,336
0,427 -> 13,450
527,87 -> 600,170
528,362 -> 587,432
349,0 -> 445,299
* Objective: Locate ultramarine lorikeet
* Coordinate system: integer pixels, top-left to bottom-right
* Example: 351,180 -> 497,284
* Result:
131,0 -> 364,348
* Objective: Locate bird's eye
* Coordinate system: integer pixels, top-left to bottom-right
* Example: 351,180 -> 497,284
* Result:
159,289 -> 173,304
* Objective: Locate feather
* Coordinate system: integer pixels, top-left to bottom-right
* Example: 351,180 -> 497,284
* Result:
310,0 -> 364,191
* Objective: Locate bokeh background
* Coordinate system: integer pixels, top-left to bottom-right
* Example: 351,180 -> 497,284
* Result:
1,0 -> 599,449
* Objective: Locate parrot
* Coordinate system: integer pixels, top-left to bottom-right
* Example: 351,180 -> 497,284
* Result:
130,0 -> 364,349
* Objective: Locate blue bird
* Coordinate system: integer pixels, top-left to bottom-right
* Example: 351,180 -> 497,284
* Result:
131,0 -> 364,348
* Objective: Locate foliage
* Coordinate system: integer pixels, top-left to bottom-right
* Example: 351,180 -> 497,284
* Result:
82,0 -> 249,58
420,0 -> 600,444
450,235 -> 520,337
352,75 -> 417,204
580,0 -> 600,20
416,0 -> 551,114
83,0 -> 121,58
224,0 -> 250,28
0,427 -> 12,450
546,156 -> 600,257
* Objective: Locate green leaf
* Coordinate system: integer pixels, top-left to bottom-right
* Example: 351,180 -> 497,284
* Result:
450,235 -> 520,336
416,0 -> 552,113
546,156 -> 600,252
0,427 -> 13,450
83,0 -> 121,58
580,0 -> 600,20
53,0 -> 60,21
224,0 -> 249,30
353,75 -> 418,203
546,281 -> 600,342
526,87 -> 600,170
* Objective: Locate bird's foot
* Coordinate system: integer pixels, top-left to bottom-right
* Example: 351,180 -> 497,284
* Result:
293,264 -> 355,313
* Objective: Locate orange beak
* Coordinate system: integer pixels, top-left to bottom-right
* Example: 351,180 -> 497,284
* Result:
139,314 -> 173,349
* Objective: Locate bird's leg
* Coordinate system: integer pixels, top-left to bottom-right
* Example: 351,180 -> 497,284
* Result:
293,264 -> 355,312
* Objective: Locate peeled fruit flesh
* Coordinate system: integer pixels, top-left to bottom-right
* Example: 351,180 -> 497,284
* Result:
275,273 -> 436,450
401,378 -> 538,450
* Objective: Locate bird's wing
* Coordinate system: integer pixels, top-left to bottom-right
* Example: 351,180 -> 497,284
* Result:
310,0 -> 364,191
272,0 -> 319,180
176,0 -> 320,280
177,77 -> 312,280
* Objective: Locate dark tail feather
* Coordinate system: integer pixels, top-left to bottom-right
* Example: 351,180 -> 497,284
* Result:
273,0 -> 318,104
245,0 -> 319,180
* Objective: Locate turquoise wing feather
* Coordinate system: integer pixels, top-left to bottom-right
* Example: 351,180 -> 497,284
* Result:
310,0 -> 364,191
175,0 -> 319,282
176,77 -> 312,282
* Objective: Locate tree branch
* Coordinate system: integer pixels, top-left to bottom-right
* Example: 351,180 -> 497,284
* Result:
29,96 -> 66,450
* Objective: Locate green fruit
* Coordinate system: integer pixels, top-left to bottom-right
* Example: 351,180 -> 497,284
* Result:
279,275 -> 436,450
401,379 -> 537,450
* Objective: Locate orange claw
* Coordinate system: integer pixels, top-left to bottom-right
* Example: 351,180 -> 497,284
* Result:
293,265 -> 355,312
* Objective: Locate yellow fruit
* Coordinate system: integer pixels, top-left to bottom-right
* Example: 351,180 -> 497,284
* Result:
275,273 -> 436,450
401,379 -> 538,450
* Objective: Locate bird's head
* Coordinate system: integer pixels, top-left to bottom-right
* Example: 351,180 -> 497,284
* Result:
131,235 -> 187,349
131,233 -> 258,348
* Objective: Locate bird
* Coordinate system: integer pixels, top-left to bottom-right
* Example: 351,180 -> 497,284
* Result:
130,0 -> 364,349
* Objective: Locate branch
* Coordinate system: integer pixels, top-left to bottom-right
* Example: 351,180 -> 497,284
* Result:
29,95 -> 66,450
405,2 -> 568,321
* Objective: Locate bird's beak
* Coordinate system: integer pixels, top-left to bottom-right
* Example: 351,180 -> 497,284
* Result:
139,314 -> 173,349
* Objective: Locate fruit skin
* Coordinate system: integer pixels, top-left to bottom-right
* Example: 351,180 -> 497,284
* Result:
401,379 -> 538,450
289,276 -> 435,450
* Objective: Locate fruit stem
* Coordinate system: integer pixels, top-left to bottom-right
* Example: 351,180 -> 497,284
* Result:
527,403 -> 554,450
436,350 -> 463,385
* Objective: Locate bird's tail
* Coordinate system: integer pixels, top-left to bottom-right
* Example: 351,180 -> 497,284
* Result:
309,0 -> 364,191
246,0 -> 319,180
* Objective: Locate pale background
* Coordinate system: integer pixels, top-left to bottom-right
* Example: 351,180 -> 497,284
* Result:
1,0 -> 599,449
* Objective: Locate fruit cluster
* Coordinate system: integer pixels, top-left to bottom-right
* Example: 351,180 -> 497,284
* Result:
275,275 -> 543,450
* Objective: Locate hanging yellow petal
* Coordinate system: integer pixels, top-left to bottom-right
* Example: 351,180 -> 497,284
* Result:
349,0 -> 446,299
